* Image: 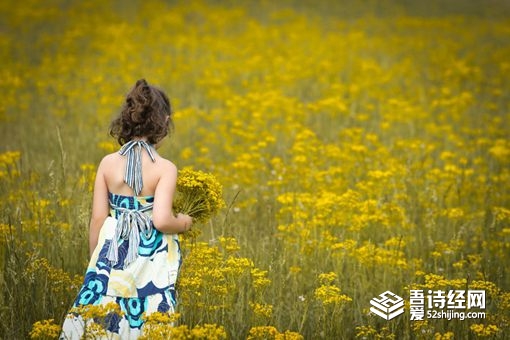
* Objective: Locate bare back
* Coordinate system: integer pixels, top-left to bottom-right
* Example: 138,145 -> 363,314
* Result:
101,150 -> 169,197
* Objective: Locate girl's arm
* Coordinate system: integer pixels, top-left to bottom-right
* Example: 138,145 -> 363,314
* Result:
152,161 -> 192,234
89,158 -> 110,257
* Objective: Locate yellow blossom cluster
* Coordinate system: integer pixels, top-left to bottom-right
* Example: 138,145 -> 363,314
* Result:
70,302 -> 124,320
355,325 -> 395,340
0,150 -> 20,180
249,302 -> 273,320
314,272 -> 352,307
434,331 -> 455,340
469,324 -> 501,338
173,168 -> 226,225
247,326 -> 303,340
140,317 -> 227,340
29,319 -> 61,339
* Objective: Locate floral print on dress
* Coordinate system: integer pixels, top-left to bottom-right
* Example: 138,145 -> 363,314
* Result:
60,193 -> 182,339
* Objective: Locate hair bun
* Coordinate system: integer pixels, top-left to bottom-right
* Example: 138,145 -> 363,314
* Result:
126,79 -> 153,123
135,79 -> 148,87
135,79 -> 151,105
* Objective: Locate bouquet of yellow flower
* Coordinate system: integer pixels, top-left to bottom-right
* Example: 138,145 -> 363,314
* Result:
173,168 -> 225,227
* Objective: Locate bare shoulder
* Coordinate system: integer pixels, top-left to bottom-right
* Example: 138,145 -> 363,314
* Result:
154,158 -> 178,191
98,152 -> 122,169
157,157 -> 177,174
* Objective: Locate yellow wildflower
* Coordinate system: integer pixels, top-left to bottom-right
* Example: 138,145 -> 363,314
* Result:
29,319 -> 61,339
470,324 -> 501,337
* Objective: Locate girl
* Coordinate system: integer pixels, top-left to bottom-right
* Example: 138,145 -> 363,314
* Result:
60,79 -> 193,339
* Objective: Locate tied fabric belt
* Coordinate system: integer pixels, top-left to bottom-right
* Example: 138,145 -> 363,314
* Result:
106,201 -> 154,268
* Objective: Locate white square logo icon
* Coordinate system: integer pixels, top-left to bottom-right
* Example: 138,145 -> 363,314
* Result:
370,291 -> 405,320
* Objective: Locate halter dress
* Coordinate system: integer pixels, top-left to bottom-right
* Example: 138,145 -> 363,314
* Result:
60,141 -> 181,340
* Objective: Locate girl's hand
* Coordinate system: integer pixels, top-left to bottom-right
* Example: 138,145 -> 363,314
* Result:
177,213 -> 193,232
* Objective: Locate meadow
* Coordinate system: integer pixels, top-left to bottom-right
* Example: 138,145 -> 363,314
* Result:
1,0 -> 509,339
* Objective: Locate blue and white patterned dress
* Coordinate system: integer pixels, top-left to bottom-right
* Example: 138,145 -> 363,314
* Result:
60,141 -> 181,339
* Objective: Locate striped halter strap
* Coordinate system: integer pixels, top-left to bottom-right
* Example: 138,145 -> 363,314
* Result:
119,140 -> 156,196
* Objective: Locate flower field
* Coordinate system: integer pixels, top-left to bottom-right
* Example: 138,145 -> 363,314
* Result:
1,0 -> 509,339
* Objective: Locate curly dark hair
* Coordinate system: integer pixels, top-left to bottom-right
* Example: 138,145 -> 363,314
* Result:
109,79 -> 173,145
